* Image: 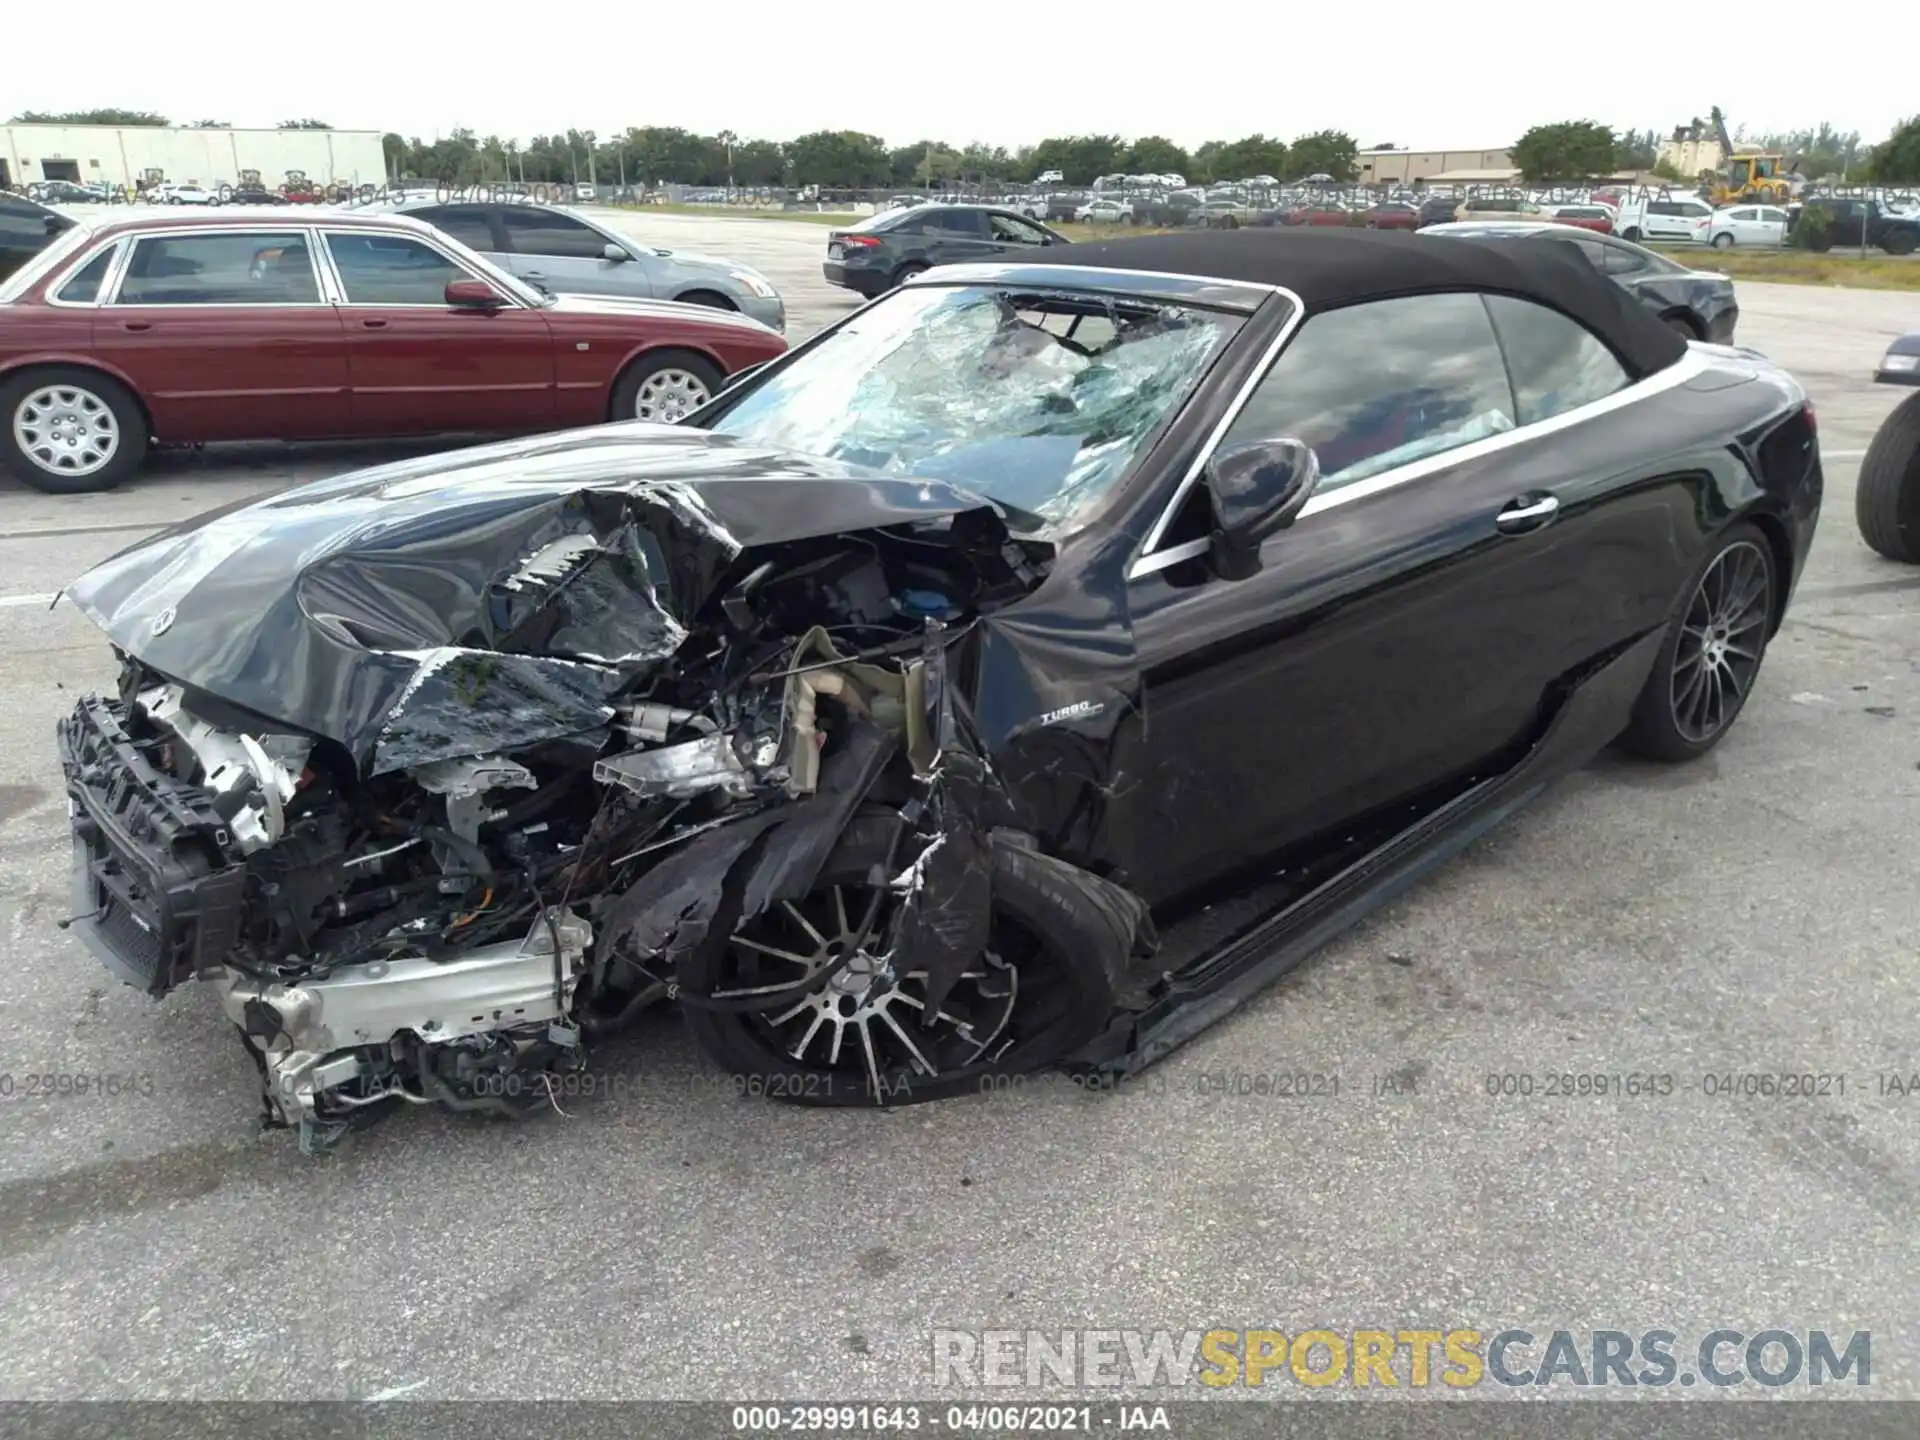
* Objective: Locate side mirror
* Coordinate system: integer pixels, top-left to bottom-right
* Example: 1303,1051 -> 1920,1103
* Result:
445,278 -> 504,309
602,242 -> 629,262
1207,438 -> 1320,580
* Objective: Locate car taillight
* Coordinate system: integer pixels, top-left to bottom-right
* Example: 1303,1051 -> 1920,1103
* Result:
840,235 -> 880,249
1803,400 -> 1816,435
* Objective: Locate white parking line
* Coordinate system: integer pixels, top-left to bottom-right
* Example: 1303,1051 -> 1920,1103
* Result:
0,593 -> 58,609
1826,448 -> 1866,460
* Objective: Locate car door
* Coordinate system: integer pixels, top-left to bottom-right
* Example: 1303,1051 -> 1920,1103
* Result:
91,227 -> 350,441
1756,206 -> 1789,245
1116,291 -> 1647,902
318,228 -> 556,437
913,208 -> 997,266
495,206 -> 654,300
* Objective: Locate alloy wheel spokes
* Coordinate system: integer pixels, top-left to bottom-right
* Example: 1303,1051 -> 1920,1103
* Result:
14,385 -> 119,476
1670,541 -> 1771,743
727,883 -> 1020,1086
634,370 -> 711,423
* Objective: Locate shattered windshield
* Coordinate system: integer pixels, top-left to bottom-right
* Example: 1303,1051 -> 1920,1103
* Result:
704,283 -> 1243,534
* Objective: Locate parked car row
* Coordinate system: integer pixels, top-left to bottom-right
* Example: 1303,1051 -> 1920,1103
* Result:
0,209 -> 790,493
814,204 -> 1742,354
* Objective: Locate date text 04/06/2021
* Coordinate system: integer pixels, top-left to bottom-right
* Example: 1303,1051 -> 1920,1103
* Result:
730,1405 -> 1170,1432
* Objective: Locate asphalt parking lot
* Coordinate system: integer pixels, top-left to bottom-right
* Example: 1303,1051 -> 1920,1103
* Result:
0,210 -> 1916,1403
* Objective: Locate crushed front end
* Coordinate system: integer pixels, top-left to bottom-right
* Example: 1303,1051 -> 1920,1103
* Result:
54,436 -> 1154,1149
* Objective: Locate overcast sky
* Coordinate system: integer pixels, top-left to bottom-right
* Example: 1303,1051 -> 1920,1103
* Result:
15,2 -> 1912,150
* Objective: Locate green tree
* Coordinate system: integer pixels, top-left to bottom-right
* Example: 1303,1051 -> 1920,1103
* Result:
785,130 -> 890,188
1024,135 -> 1125,186
958,143 -> 1015,182
1210,134 -> 1290,181
1616,128 -> 1659,170
278,119 -> 332,130
618,126 -> 718,184
1747,122 -> 1863,181
11,108 -> 169,126
731,139 -> 788,187
887,140 -> 947,187
1288,130 -> 1359,181
1122,135 -> 1191,175
1864,116 -> 1920,183
1512,121 -> 1618,183
1648,157 -> 1686,182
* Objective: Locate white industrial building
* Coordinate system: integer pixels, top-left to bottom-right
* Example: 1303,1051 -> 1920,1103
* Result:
1,123 -> 387,192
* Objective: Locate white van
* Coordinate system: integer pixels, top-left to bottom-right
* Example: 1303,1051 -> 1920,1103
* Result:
1616,194 -> 1713,244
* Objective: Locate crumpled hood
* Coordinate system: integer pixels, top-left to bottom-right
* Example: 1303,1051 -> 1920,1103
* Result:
64,424 -> 1000,772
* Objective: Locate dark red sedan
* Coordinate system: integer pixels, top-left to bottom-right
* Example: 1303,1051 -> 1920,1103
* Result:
1545,204 -> 1617,235
1281,202 -> 1355,227
1363,201 -> 1421,230
0,210 -> 789,493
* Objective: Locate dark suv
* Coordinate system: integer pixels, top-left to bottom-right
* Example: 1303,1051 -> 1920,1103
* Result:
0,191 -> 74,282
822,205 -> 1069,298
1794,196 -> 1920,255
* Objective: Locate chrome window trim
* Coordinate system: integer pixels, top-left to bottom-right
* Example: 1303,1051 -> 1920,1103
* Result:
105,226 -> 332,308
45,237 -> 128,308
316,227 -> 533,309
1128,344 -> 1715,582
1132,286 -> 1309,561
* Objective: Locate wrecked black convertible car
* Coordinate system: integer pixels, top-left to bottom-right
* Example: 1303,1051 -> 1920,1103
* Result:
56,230 -> 1824,1149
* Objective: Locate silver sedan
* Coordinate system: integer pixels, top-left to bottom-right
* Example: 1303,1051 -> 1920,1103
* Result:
372,197 -> 786,331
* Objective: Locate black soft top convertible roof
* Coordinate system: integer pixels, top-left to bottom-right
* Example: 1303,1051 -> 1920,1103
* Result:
1006,228 -> 1688,380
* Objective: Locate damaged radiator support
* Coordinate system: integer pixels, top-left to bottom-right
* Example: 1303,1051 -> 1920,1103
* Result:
221,909 -> 592,1149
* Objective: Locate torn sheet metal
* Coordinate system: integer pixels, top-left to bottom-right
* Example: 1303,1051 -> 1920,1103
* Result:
59,431 -> 1009,775
370,647 -> 623,775
598,807 -> 790,976
889,820 -> 993,1018
738,720 -> 900,920
595,731 -> 771,802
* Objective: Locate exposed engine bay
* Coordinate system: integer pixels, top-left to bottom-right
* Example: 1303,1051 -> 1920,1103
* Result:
58,468 -> 1157,1151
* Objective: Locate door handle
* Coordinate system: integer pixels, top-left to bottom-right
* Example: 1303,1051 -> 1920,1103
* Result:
521,271 -> 546,281
1495,493 -> 1559,534
119,320 -> 151,332
360,318 -> 388,329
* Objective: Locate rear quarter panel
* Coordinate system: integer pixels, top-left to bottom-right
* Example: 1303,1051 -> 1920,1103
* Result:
547,311 -> 787,424
0,305 -> 145,396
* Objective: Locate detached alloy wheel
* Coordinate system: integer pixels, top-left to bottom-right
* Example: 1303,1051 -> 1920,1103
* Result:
611,349 -> 723,424
1618,523 -> 1777,761
0,367 -> 148,494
